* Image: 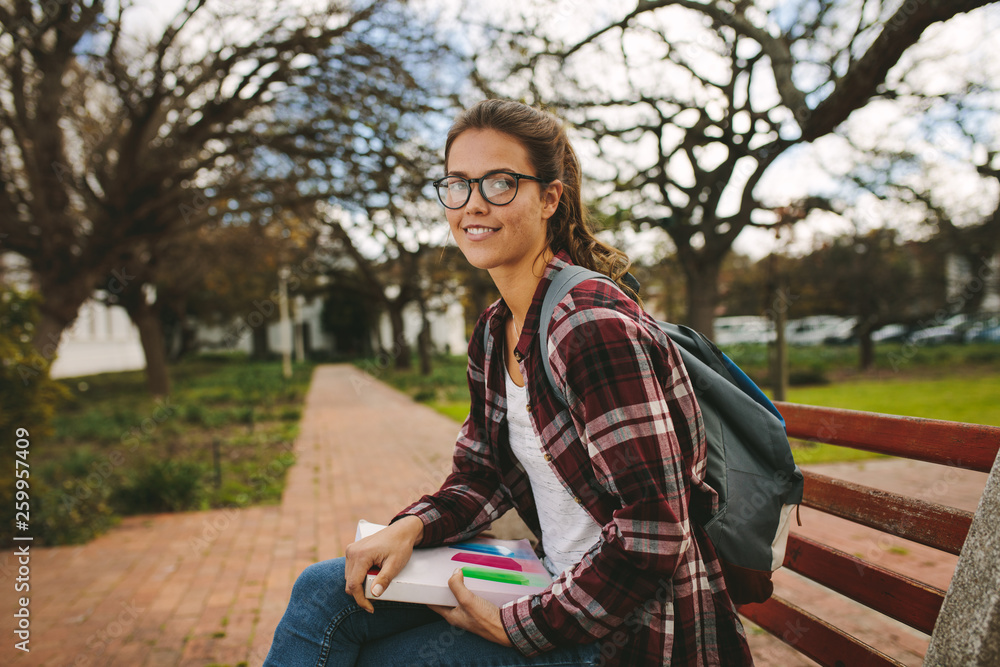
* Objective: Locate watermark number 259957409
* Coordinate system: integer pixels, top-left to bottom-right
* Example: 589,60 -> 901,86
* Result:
14,428 -> 32,653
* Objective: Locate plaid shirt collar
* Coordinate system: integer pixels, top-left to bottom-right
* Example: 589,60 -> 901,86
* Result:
486,249 -> 576,364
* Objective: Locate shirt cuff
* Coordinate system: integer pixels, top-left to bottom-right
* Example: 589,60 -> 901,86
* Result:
391,503 -> 442,547
501,595 -> 557,657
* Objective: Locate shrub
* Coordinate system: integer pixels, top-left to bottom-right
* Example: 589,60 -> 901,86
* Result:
113,460 -> 206,514
0,291 -> 71,438
0,290 -> 73,544
413,388 -> 437,402
789,367 -> 830,386
32,476 -> 120,546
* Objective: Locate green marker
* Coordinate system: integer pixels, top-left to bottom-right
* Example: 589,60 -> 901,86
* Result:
461,567 -> 530,586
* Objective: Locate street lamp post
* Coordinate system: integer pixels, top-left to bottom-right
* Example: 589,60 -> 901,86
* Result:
278,266 -> 292,379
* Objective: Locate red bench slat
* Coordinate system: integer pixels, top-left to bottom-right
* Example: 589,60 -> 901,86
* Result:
802,471 -> 973,555
783,533 -> 946,634
774,402 -> 1000,473
739,595 -> 906,667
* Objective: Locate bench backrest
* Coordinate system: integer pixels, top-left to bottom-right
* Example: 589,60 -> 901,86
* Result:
737,402 -> 1000,666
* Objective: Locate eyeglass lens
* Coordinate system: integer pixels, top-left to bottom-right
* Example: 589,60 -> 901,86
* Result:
437,173 -> 519,208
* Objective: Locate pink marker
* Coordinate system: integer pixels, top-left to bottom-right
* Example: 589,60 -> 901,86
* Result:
451,552 -> 523,572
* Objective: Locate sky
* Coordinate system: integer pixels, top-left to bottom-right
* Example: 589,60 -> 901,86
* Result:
433,0 -> 1000,260
114,0 -> 1000,262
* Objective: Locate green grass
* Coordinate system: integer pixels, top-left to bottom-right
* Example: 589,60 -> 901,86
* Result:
786,376 -> 1000,425
782,374 -> 1000,464
720,341 -> 1000,384
426,401 -> 471,423
12,355 -> 316,546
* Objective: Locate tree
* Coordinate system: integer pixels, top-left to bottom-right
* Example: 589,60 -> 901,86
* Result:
149,211 -> 324,368
472,0 -> 997,333
320,273 -> 381,358
0,0 -> 449,392
725,229 -> 944,367
326,204 -> 456,372
800,229 -> 928,368
318,84 -> 464,372
841,120 -> 999,316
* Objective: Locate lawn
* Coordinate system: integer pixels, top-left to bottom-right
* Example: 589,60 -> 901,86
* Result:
786,376 -> 1000,425
11,355 -> 316,546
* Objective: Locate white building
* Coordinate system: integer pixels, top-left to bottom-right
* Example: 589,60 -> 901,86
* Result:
192,290 -> 467,364
0,253 -> 146,380
49,297 -> 146,379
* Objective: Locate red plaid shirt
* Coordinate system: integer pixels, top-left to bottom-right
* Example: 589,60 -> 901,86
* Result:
397,251 -> 753,665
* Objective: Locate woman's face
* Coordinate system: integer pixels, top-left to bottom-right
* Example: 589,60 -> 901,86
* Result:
444,128 -> 562,279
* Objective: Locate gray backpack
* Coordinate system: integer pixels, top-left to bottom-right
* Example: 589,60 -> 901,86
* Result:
536,265 -> 804,605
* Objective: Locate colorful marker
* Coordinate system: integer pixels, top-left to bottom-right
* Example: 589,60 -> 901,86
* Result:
451,552 -> 523,571
460,567 -> 530,586
448,543 -> 516,557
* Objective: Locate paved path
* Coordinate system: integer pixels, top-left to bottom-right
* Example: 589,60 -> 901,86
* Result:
1,364 -> 988,666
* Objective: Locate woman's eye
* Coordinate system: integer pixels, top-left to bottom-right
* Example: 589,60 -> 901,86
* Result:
485,176 -> 514,194
448,180 -> 470,194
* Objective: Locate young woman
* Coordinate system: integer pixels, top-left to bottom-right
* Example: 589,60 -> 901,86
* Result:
264,99 -> 753,666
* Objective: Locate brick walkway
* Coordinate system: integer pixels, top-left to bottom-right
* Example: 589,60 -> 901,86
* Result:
1,364 -> 988,666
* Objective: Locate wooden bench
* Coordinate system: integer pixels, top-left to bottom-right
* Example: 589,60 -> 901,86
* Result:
738,402 -> 1000,666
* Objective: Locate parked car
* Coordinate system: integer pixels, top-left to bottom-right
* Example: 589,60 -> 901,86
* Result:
785,315 -> 847,345
712,316 -> 776,346
822,318 -> 859,346
907,314 -> 968,346
964,317 -> 1000,343
872,323 -> 909,343
786,316 -> 856,346
907,326 -> 962,345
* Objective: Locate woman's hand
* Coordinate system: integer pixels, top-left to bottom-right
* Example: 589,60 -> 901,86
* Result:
344,515 -> 425,613
428,569 -> 514,647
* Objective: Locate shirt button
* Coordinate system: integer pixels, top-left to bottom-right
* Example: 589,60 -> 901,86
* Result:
513,351 -> 523,362
543,453 -> 553,462
525,403 -> 532,413
573,496 -> 583,505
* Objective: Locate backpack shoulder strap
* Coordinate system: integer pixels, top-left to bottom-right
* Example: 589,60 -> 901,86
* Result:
539,265 -> 613,408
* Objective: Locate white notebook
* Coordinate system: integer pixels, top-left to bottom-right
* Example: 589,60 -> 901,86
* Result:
355,520 -> 552,607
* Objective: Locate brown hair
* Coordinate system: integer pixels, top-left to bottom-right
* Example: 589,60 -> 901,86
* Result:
444,99 -> 639,301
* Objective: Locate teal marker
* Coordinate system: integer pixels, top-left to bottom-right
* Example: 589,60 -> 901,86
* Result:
461,567 -> 530,586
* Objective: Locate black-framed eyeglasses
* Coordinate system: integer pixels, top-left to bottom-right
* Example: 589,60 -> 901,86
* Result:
432,171 -> 546,209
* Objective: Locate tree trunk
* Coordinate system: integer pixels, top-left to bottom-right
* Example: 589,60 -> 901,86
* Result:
121,286 -> 171,397
681,257 -> 723,336
31,271 -> 104,373
32,311 -> 70,370
417,299 -> 433,376
387,301 -> 412,370
856,315 -> 876,370
468,277 -> 494,326
165,298 -> 198,362
251,325 -> 270,360
179,318 -> 198,359
859,332 -> 875,370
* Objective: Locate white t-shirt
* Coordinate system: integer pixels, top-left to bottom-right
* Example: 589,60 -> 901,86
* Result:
504,367 -> 603,577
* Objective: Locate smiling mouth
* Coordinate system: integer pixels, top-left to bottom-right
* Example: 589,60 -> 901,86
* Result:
464,226 -> 498,236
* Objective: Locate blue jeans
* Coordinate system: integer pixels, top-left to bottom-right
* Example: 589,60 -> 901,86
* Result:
264,558 -> 600,666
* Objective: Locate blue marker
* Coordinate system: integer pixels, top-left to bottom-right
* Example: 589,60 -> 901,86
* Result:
448,542 -> 515,558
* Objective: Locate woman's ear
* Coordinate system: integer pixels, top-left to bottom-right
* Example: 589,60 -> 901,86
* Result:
541,180 -> 563,219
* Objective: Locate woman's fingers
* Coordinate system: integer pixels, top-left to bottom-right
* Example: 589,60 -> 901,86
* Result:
369,552 -> 408,600
343,541 -> 377,613
428,569 -> 512,646
343,518 -> 422,613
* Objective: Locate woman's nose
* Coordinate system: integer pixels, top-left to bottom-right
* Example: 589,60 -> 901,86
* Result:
464,183 -> 490,212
